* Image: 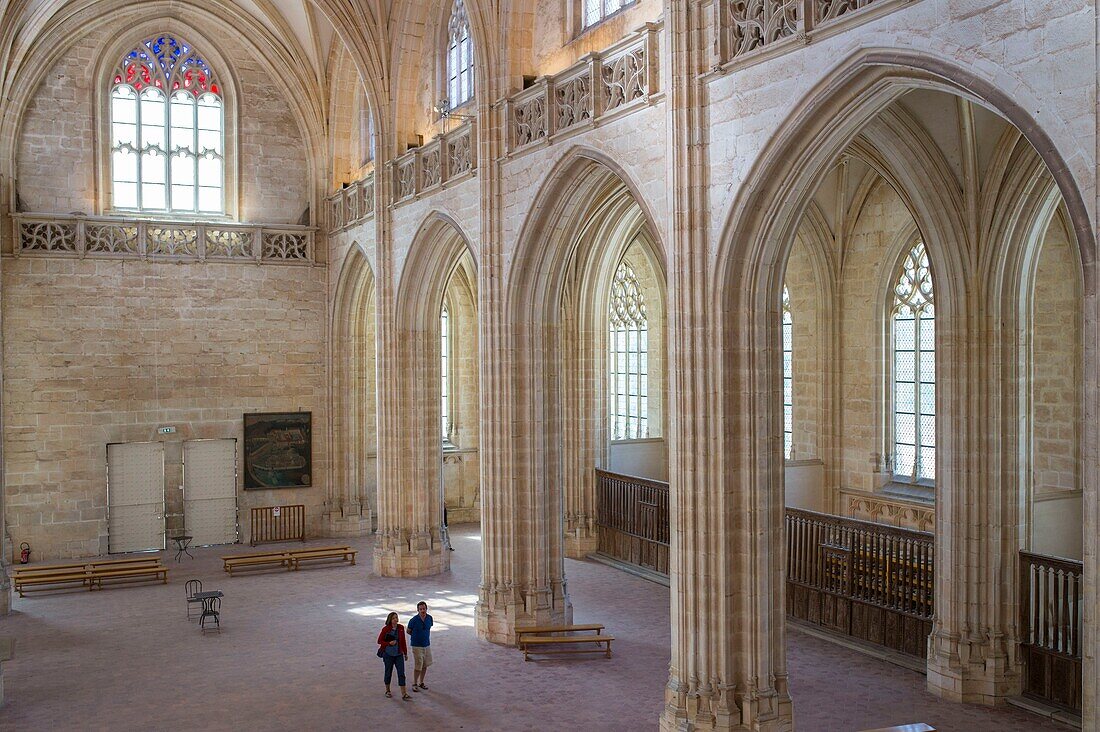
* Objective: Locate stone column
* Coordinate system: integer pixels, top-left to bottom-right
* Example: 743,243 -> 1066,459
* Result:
372,120 -> 448,577
660,1 -> 792,728
0,172 -> 11,615
474,74 -> 572,645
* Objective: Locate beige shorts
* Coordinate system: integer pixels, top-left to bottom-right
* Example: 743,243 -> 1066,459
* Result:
412,646 -> 433,670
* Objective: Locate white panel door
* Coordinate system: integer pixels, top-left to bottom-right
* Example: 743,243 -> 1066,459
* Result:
183,439 -> 238,546
107,442 -> 166,553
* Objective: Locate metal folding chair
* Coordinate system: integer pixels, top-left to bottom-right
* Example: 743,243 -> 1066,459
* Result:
185,579 -> 203,621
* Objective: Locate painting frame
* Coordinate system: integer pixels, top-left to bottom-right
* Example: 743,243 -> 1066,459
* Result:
243,411 -> 313,490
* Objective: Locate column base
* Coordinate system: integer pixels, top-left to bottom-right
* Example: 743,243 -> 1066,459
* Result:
475,580 -> 573,645
373,528 -> 450,577
926,629 -> 1021,704
323,510 -> 373,538
659,678 -> 794,731
0,566 -> 9,615
564,531 -> 598,559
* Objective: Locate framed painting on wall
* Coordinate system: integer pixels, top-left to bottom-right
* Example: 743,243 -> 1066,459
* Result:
243,412 -> 312,489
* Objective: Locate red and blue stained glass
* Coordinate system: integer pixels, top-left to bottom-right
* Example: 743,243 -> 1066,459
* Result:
112,35 -> 220,96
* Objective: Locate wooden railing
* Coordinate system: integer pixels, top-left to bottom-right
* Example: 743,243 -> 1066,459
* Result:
250,504 -> 306,546
595,469 -> 669,575
1019,551 -> 1083,712
786,508 -> 934,658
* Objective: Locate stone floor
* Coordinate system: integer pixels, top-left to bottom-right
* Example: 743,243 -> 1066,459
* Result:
0,526 -> 1070,731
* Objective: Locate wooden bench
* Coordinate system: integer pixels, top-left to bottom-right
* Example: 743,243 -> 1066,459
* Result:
520,634 -> 615,661
88,564 -> 168,589
222,550 -> 290,575
13,570 -> 91,597
516,623 -> 605,641
859,725 -> 935,732
14,557 -> 168,596
287,546 -> 357,570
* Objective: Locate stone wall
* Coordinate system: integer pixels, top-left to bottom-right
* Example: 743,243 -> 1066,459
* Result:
2,257 -> 328,559
15,24 -> 310,225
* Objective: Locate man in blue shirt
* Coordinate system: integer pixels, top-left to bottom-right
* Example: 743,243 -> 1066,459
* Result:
407,601 -> 434,691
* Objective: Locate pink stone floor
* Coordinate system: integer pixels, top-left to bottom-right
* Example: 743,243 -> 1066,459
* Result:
0,526 -> 1068,731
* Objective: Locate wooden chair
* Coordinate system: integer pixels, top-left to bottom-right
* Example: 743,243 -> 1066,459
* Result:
185,579 -> 203,620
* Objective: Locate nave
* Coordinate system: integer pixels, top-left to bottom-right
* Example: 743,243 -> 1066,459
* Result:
0,526 -> 1064,732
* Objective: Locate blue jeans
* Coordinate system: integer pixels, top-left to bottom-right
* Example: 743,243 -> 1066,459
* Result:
383,653 -> 406,687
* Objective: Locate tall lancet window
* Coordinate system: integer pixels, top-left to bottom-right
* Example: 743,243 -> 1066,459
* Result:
609,261 -> 649,440
891,240 -> 936,483
582,0 -> 635,29
110,35 -> 224,213
446,0 -> 474,107
782,284 -> 793,460
441,304 -> 451,442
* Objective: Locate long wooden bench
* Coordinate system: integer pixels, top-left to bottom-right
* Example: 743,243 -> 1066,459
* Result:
13,570 -> 90,596
288,546 -> 357,570
521,634 -> 615,661
14,558 -> 168,596
88,564 -> 168,589
516,624 -> 613,661
222,550 -> 290,575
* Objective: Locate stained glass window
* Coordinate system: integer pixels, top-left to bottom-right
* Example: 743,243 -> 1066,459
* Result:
110,35 -> 223,214
891,241 -> 935,483
582,0 -> 636,29
782,284 -> 793,460
609,261 -> 649,440
441,304 -> 451,442
446,0 -> 474,107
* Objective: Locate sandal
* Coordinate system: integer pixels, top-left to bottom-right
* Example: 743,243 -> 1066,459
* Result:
419,683 -> 428,690
402,694 -> 413,701
385,691 -> 392,698
411,685 -> 420,692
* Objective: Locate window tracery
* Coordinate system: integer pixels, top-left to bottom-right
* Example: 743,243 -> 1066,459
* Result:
609,261 -> 649,440
446,0 -> 474,107
891,240 -> 935,483
110,35 -> 224,214
782,284 -> 793,460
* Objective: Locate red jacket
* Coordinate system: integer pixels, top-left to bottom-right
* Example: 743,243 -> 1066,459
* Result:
377,624 -> 408,656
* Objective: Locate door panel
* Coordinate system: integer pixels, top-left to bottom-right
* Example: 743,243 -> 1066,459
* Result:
183,439 -> 238,546
107,442 -> 166,553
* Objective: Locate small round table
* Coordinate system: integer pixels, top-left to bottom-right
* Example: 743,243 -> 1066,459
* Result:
170,535 -> 194,562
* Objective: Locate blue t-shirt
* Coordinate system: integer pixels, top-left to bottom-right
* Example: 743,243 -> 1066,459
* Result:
408,614 -> 433,647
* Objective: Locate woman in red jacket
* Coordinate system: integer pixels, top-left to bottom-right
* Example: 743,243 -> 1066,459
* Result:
377,612 -> 411,699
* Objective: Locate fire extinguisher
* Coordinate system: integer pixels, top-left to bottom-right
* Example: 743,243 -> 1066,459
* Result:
19,542 -> 30,564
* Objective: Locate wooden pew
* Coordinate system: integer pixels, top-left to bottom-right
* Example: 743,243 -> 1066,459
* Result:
14,557 -> 168,596
287,546 -> 357,570
222,550 -> 290,575
516,624 -> 613,661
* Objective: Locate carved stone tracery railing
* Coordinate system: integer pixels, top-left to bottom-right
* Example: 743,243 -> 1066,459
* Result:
506,22 -> 661,154
327,174 -> 376,232
721,0 -> 905,66
389,120 -> 477,205
840,488 -> 934,533
12,214 -> 314,263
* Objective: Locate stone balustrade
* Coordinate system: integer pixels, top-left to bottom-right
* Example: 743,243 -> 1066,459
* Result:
840,487 -> 934,532
12,213 -> 314,264
327,174 -> 376,232
391,121 -> 477,205
722,0 -> 908,67
506,22 -> 661,154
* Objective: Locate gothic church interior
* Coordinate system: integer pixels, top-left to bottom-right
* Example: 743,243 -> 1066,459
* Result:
0,0 -> 1095,730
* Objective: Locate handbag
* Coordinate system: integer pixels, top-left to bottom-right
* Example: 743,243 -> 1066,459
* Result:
376,647 -> 384,659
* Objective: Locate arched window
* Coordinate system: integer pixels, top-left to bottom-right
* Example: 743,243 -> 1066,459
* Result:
582,0 -> 636,30
110,35 -> 223,214
441,304 -> 451,442
359,89 -> 375,166
782,284 -> 793,460
446,0 -> 474,108
891,240 -> 935,483
609,261 -> 649,440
